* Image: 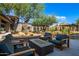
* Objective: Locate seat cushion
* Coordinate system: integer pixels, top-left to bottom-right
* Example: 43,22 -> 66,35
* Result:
49,40 -> 60,45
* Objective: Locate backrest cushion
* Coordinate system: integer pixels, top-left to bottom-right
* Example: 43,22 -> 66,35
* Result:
44,32 -> 52,37
56,34 -> 69,41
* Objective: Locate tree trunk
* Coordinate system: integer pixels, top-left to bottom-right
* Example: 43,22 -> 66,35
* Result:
25,18 -> 30,23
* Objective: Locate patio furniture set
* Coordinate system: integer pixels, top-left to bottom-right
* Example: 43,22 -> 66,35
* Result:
0,32 -> 69,56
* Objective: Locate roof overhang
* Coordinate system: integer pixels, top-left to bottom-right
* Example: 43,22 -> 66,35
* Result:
0,14 -> 19,24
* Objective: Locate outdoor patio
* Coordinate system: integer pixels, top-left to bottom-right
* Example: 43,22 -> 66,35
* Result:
47,40 -> 79,56
0,32 -> 79,56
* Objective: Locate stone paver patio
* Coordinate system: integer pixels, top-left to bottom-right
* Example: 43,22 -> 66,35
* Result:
47,40 -> 79,56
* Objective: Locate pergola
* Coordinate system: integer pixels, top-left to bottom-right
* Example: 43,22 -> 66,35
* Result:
0,14 -> 19,32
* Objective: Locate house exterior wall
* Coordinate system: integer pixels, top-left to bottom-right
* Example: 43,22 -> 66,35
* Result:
56,25 -> 79,31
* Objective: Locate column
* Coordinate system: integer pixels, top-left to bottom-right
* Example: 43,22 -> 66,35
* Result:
5,23 -> 11,32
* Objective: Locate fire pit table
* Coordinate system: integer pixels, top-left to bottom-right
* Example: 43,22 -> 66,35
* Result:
29,39 -> 54,56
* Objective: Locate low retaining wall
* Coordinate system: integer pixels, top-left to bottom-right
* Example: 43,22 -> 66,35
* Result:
69,34 -> 79,39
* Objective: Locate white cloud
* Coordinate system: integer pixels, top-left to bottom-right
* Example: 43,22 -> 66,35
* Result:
49,15 -> 68,27
54,16 -> 68,25
55,16 -> 66,20
47,14 -> 66,20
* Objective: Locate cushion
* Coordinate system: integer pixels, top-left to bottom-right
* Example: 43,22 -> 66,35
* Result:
44,32 -> 52,40
49,40 -> 60,45
44,32 -> 52,36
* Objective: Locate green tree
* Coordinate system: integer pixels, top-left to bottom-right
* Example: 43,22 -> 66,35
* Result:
0,3 -> 44,23
33,15 -> 57,26
32,15 -> 57,31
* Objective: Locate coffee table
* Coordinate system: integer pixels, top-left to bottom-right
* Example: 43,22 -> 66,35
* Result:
29,39 -> 54,56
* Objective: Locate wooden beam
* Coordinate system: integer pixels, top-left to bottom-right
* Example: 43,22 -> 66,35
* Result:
6,16 -> 14,24
9,48 -> 35,56
0,15 -> 12,24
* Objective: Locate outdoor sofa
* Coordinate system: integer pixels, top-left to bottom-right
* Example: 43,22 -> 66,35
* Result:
40,32 -> 69,50
0,33 -> 35,56
49,34 -> 69,50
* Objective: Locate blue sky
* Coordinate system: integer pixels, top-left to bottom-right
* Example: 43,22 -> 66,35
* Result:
44,3 -> 79,24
